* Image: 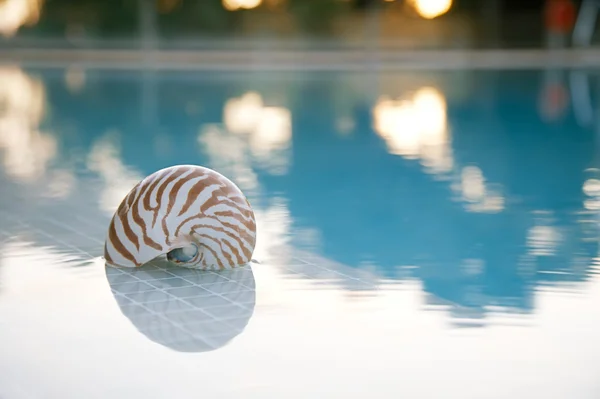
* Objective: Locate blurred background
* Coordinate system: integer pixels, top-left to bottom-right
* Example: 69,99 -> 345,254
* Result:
0,0 -> 595,51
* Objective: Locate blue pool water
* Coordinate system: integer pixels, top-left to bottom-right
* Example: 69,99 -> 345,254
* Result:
0,66 -> 599,398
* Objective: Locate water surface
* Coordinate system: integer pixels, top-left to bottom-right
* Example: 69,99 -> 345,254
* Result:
0,66 -> 599,398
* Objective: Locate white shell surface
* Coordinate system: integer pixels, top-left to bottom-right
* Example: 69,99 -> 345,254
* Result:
104,164 -> 256,270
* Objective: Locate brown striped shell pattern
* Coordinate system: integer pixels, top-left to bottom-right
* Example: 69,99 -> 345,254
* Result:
104,165 -> 256,270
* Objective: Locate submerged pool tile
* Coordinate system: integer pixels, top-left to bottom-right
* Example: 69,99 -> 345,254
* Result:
199,281 -> 249,292
151,299 -> 196,313
218,290 -> 256,305
130,269 -> 176,281
186,294 -> 232,309
169,308 -> 216,322
147,277 -> 195,290
111,281 -> 156,294
125,290 -> 174,303
165,285 -> 214,298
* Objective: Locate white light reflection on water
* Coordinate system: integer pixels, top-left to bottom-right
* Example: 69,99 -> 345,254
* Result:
528,212 -> 562,258
86,131 -> 144,216
0,66 -> 78,201
198,123 -> 260,193
458,165 -> 504,213
583,173 -> 600,211
64,65 -> 86,95
373,87 -> 452,170
0,66 -> 57,183
372,86 -> 505,214
0,240 -> 92,296
223,91 -> 292,175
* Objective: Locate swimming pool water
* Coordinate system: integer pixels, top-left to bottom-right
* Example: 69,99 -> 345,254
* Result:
0,66 -> 599,398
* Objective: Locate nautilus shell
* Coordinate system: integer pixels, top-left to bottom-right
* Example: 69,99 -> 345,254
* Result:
104,165 -> 256,270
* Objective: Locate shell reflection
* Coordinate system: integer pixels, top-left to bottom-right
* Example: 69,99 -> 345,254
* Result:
106,259 -> 256,353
